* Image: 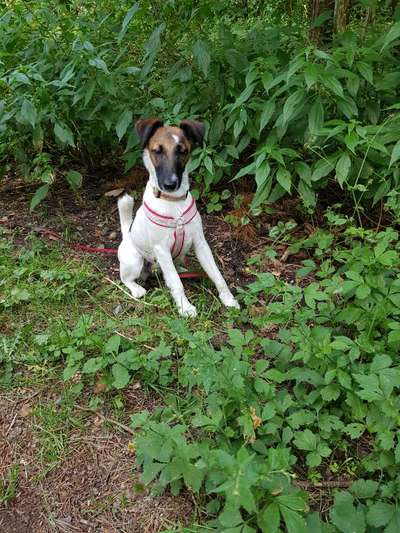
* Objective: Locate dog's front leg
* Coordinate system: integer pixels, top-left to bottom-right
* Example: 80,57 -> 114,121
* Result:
154,245 -> 197,317
193,234 -> 240,309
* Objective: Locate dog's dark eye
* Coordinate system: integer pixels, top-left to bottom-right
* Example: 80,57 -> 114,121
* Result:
177,145 -> 187,154
153,146 -> 163,154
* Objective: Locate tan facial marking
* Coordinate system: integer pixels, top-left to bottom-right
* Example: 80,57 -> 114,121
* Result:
147,126 -> 191,167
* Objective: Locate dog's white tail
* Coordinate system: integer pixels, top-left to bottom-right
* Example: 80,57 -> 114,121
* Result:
118,193 -> 134,236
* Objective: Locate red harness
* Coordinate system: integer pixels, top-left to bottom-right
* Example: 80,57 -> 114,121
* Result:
142,197 -> 197,259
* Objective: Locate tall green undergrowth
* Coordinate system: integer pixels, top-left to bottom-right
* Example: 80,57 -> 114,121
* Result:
0,1 -> 399,214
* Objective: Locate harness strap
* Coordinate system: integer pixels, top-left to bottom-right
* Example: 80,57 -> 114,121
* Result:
142,197 -> 197,259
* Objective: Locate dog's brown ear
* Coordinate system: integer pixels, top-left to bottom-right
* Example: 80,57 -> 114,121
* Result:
135,119 -> 163,147
180,120 -> 205,145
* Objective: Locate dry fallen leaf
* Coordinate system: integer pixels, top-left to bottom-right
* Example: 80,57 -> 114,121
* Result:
20,404 -> 32,417
250,407 -> 262,429
104,188 -> 124,197
94,382 -> 108,394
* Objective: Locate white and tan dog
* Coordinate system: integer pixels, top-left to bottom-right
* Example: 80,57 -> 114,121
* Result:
117,118 -> 239,317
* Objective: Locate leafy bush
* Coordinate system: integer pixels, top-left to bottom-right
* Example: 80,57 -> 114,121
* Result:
1,1 -> 399,214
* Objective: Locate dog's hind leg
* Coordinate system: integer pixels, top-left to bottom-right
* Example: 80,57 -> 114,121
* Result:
120,250 -> 147,299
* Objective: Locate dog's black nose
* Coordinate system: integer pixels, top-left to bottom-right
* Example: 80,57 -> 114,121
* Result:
163,177 -> 178,191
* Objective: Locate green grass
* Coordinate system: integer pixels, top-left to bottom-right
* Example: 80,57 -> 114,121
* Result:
1,223 -> 400,532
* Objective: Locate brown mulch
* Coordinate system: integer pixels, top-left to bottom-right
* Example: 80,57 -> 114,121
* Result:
0,385 -> 192,533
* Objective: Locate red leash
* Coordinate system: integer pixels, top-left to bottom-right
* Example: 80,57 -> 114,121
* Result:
0,221 -> 204,279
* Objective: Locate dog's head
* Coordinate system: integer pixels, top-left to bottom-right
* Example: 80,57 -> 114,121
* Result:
135,119 -> 204,193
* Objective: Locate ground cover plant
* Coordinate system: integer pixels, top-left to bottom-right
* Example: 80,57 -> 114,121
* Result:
1,199 -> 400,531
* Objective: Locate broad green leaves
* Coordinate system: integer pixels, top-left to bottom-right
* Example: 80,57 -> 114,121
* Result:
193,40 -> 211,77
116,109 -> 133,140
118,3 -> 139,44
30,183 -> 49,210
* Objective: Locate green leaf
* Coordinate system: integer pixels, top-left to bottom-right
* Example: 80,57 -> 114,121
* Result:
357,62 -> 373,84
30,184 -> 49,211
380,21 -> 400,52
304,64 -> 319,90
105,335 -> 121,353
259,101 -> 276,132
112,363 -> 130,389
336,153 -> 351,187
89,57 -> 109,73
308,99 -> 324,134
193,40 -> 211,77
366,502 -> 394,527
54,122 -> 75,146
116,109 -> 133,140
142,461 -> 164,484
322,75 -> 344,97
219,506 -> 243,528
118,3 -> 139,44
277,494 -> 307,512
389,140 -> 400,168
258,503 -> 280,533
294,429 -> 317,451
82,357 -> 104,374
182,464 -> 203,492
280,506 -> 307,533
350,480 -> 378,499
21,99 -> 37,128
276,167 -> 291,193
283,89 -> 305,124
65,170 -> 82,191
330,492 -> 366,533
233,84 -> 256,110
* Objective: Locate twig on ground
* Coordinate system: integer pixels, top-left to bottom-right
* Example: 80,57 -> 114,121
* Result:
74,405 -> 135,436
293,480 -> 352,489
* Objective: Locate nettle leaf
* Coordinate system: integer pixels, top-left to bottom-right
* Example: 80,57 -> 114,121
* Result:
356,62 -> 373,84
193,40 -> 211,77
389,140 -> 400,168
118,3 -> 139,44
116,109 -> 133,140
30,184 -> 49,211
283,89 -> 306,124
259,100 -> 276,132
276,167 -> 292,193
380,21 -> 400,52
20,99 -> 37,128
308,99 -> 324,134
322,75 -> 344,98
335,153 -> 351,187
54,122 -> 75,146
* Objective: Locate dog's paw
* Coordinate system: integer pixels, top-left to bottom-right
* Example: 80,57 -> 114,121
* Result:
220,292 -> 240,309
131,286 -> 147,299
180,303 -> 197,318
